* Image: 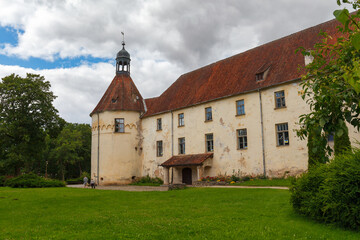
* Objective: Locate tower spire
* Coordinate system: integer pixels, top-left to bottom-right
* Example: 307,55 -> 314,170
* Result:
121,32 -> 125,48
116,32 -> 131,75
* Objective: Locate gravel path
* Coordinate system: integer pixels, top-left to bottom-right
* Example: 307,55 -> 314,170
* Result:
67,184 -> 169,191
67,184 -> 288,191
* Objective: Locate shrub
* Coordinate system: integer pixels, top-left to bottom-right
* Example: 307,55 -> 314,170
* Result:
290,149 -> 360,230
0,176 -> 9,186
66,171 -> 91,185
130,175 -> 163,185
5,173 -> 65,188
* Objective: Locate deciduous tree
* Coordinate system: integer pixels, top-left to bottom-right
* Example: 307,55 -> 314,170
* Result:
0,73 -> 62,175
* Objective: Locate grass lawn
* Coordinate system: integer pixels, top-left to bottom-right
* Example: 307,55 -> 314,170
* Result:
1,187 -> 359,239
233,178 -> 292,187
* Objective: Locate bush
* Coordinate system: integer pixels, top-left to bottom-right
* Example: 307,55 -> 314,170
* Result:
5,173 -> 65,188
130,175 -> 163,186
290,149 -> 360,230
66,171 -> 91,185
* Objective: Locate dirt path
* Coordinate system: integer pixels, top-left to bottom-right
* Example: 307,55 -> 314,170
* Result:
67,184 -> 288,191
67,184 -> 169,192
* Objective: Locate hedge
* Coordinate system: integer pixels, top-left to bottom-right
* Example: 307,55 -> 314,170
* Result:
290,149 -> 360,230
5,173 -> 65,188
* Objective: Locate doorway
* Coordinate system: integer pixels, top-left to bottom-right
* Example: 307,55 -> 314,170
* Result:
182,168 -> 192,185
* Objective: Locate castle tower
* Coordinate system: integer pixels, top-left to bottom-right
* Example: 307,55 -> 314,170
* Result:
90,40 -> 144,185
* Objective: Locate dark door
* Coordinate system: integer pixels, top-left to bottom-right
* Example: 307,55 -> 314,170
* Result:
182,168 -> 192,185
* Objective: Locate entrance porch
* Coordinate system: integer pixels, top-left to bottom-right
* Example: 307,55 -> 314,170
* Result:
161,153 -> 213,185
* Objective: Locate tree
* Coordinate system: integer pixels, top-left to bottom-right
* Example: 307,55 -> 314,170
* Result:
297,1 -> 360,162
0,73 -> 62,175
49,123 -> 91,180
51,124 -> 83,181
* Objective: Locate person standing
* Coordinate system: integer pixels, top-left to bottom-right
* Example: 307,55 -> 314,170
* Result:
90,179 -> 95,189
83,176 -> 88,188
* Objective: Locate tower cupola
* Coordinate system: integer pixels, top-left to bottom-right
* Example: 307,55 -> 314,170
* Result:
116,40 -> 131,75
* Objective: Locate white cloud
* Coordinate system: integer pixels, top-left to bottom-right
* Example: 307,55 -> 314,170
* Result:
0,0 -> 351,123
0,59 -> 182,123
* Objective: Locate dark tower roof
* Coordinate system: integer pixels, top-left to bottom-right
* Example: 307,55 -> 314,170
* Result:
116,42 -> 130,60
90,74 -> 144,116
116,41 -> 131,75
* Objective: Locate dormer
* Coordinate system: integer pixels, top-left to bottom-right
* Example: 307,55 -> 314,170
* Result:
255,63 -> 271,82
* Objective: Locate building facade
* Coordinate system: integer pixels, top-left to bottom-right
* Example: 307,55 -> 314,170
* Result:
90,18 -> 360,185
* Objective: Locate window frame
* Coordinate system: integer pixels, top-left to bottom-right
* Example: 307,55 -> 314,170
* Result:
114,118 -> 125,133
276,123 -> 289,146
205,107 -> 213,122
156,140 -> 163,157
256,72 -> 264,81
178,137 -> 185,155
274,90 -> 286,109
156,118 -> 162,131
236,99 -> 245,116
205,133 -> 214,152
178,113 -> 184,127
237,128 -> 248,150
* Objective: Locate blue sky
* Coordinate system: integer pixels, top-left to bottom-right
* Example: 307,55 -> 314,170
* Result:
0,26 -> 111,69
0,0 -> 346,123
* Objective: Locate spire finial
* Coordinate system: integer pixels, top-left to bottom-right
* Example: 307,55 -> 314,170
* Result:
121,31 -> 125,48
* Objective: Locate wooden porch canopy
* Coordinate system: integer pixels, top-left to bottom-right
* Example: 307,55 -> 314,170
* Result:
160,153 -> 213,167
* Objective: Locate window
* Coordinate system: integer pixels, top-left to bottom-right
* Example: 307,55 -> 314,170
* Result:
236,100 -> 245,115
156,140 -> 163,157
178,113 -> 184,126
157,118 -> 162,131
275,90 -> 286,108
237,129 -> 248,149
115,118 -> 125,133
205,134 -> 214,152
178,137 -> 185,154
256,72 -> 264,81
205,107 -> 212,121
276,123 -> 289,146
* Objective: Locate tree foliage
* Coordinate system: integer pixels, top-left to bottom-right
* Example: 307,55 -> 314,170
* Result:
0,73 -> 62,175
297,1 -> 360,162
0,73 -> 91,179
50,123 -> 91,181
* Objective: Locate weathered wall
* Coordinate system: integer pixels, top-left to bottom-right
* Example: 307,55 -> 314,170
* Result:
93,81 -> 360,184
141,81 -> 312,180
260,82 -> 310,177
91,110 -> 143,185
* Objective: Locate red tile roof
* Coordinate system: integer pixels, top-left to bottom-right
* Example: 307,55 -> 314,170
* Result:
161,153 -> 213,167
142,18 -> 342,118
91,73 -> 144,116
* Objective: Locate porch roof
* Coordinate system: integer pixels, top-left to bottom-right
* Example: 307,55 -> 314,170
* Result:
160,153 -> 213,167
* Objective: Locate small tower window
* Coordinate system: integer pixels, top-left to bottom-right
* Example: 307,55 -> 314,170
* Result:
115,118 -> 125,133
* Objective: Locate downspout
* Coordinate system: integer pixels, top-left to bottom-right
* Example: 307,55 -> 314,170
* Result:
171,111 -> 174,184
258,89 -> 266,178
97,113 -> 100,185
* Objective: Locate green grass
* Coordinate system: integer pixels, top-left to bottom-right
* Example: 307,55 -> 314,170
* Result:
0,187 -> 359,239
233,178 -> 292,187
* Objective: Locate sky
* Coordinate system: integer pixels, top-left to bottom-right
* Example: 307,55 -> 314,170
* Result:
0,0 -> 352,124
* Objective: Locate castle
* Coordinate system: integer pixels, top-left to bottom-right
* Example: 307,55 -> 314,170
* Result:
90,18 -> 359,185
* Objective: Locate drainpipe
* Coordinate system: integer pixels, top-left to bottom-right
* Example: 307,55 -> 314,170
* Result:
258,89 -> 266,178
171,110 -> 174,184
97,113 -> 100,185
